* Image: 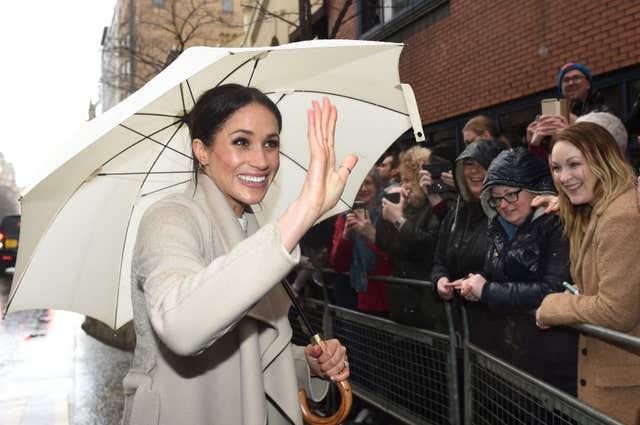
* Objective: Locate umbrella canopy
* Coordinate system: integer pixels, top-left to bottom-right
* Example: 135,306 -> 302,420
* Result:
6,39 -> 424,330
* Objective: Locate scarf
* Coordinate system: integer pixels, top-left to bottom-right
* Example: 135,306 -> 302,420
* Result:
349,204 -> 380,292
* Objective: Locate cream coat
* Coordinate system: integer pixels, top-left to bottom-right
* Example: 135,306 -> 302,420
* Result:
537,185 -> 640,425
121,174 -> 328,425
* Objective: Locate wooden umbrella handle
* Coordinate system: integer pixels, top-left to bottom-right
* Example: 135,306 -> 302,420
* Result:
299,334 -> 353,425
299,379 -> 352,425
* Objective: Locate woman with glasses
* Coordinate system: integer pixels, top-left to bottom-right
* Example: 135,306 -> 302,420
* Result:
457,147 -> 578,395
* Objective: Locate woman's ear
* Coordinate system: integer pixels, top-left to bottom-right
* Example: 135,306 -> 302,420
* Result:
192,138 -> 209,167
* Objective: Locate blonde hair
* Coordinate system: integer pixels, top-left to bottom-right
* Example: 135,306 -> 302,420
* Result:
550,122 -> 636,265
463,115 -> 510,146
399,145 -> 431,206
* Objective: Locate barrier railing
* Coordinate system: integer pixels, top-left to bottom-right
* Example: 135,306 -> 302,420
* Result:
289,269 -> 636,425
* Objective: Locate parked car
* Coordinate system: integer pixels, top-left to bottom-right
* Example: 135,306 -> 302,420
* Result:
0,214 -> 20,273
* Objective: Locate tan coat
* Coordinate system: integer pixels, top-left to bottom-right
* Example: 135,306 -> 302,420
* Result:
122,175 -> 327,425
538,185 -> 640,425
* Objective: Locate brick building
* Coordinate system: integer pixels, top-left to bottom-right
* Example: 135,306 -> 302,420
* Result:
327,0 -> 640,166
101,0 -> 245,110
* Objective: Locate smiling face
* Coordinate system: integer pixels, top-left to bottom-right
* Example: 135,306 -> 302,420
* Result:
193,102 -> 280,217
490,185 -> 534,226
550,140 -> 597,205
561,69 -> 591,102
462,159 -> 486,199
355,174 -> 377,205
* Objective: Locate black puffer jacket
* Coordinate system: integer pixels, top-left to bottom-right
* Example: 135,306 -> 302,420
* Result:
431,140 -> 506,349
476,148 -> 577,395
432,139 -> 506,285
480,213 -> 577,395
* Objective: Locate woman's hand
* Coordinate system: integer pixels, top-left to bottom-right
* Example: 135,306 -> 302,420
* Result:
419,169 -> 443,206
352,209 -> 376,243
278,98 -> 358,252
305,339 -> 350,382
437,277 -> 456,300
531,194 -> 560,214
535,308 -> 550,330
441,170 -> 455,188
459,273 -> 486,302
342,213 -> 358,240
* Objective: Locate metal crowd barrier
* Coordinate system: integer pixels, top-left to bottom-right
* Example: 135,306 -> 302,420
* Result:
289,269 -> 637,425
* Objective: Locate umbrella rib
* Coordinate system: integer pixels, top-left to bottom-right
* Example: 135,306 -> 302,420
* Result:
138,120 -> 187,190
215,53 -> 264,87
97,171 -> 193,176
141,179 -> 191,197
185,80 -> 196,105
265,89 -> 410,116
118,122 -> 192,161
247,57 -> 260,87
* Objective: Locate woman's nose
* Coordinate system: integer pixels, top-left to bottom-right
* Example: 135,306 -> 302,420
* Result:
248,147 -> 269,169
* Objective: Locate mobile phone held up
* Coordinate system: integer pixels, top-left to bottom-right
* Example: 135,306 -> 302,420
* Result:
382,192 -> 401,204
540,98 -> 570,121
352,200 -> 366,216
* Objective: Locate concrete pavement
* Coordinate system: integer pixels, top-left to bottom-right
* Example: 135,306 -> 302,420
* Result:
0,272 -> 132,425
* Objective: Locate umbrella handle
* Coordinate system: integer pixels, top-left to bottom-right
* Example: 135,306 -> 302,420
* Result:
299,380 -> 352,425
299,335 -> 353,425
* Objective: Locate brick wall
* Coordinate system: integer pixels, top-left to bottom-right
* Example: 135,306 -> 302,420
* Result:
328,0 -> 640,124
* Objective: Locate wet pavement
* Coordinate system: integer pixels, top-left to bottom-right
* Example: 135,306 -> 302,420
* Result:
0,271 -> 132,425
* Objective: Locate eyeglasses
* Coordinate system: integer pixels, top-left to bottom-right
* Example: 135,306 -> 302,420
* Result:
562,75 -> 585,84
488,189 -> 522,208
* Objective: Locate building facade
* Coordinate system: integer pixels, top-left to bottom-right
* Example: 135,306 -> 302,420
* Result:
101,0 -> 245,110
327,0 -> 640,167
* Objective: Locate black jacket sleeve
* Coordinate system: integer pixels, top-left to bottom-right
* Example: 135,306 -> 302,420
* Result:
481,215 -> 571,313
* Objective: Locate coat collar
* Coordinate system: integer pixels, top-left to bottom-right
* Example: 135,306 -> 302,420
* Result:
191,173 -> 286,325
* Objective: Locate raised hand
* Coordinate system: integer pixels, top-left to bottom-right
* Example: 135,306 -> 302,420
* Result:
278,98 -> 358,252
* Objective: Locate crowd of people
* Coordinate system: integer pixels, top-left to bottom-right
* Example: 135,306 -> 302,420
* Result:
316,62 -> 640,424
121,62 -> 639,425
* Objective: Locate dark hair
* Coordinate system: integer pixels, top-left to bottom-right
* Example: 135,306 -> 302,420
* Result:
377,148 -> 399,169
187,84 -> 282,183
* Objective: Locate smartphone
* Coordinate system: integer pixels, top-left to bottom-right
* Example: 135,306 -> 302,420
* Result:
352,200 -> 366,216
541,98 -> 569,120
382,192 -> 401,204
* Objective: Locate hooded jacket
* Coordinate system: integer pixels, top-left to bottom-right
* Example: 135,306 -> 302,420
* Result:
476,148 -> 578,395
431,140 -> 506,352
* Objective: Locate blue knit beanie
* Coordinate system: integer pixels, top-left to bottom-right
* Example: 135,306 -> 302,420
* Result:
557,62 -> 592,95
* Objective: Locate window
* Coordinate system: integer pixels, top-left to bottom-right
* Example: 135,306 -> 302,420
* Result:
223,0 -> 233,12
598,84 -> 623,117
498,105 -> 538,147
152,0 -> 164,7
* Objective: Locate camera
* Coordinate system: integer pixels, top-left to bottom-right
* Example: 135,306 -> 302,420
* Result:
382,191 -> 401,203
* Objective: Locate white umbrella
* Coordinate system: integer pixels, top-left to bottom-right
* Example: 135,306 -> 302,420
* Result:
5,39 -> 424,330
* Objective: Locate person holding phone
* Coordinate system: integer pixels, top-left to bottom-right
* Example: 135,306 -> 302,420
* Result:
330,167 -> 391,316
376,145 -> 446,330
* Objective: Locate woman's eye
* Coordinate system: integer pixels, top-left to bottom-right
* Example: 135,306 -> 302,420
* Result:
551,165 -> 561,173
232,137 -> 249,146
264,139 -> 280,149
569,161 -> 581,168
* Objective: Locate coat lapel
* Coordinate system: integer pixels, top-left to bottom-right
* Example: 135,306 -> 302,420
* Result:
194,173 -> 290,330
